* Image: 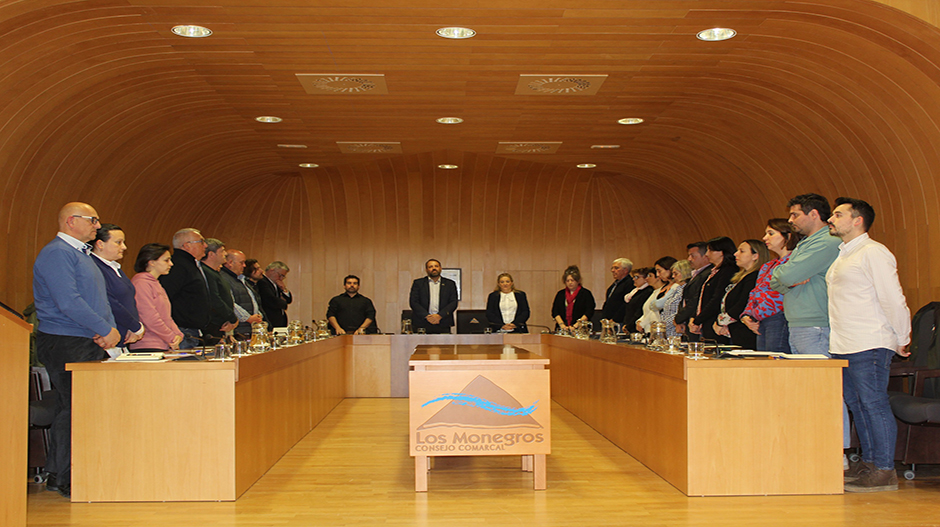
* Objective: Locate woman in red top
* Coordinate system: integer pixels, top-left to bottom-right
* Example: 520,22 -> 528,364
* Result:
551,265 -> 595,332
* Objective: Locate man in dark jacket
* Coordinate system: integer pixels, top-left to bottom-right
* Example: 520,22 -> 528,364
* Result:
159,228 -> 211,349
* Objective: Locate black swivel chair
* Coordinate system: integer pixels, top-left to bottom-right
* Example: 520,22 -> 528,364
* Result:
28,370 -> 56,483
890,369 -> 940,480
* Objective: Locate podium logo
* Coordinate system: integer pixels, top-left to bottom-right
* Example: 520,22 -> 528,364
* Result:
419,375 -> 541,430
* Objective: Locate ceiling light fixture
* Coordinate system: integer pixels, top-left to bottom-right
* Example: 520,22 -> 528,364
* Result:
436,27 -> 476,39
298,163 -> 319,168
617,118 -> 644,125
591,145 -> 621,149
437,164 -> 459,169
436,117 -> 464,124
577,164 -> 597,169
171,25 -> 212,38
255,116 -> 282,123
278,144 -> 307,148
696,28 -> 736,41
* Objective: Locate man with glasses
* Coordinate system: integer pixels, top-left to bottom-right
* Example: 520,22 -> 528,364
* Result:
259,261 -> 293,329
33,202 -> 119,498
159,228 -> 211,349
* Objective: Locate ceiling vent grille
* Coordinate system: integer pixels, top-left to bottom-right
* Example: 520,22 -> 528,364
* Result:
496,142 -> 562,154
297,74 -> 389,95
515,74 -> 607,95
336,142 -> 402,153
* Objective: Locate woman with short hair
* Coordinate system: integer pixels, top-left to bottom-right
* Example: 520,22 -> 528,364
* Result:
551,265 -> 595,332
91,224 -> 143,356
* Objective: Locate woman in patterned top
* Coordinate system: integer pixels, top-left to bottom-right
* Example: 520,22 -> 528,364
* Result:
740,218 -> 803,352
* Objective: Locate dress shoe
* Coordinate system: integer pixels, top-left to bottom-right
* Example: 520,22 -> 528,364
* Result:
844,467 -> 898,493
844,460 -> 872,483
45,473 -> 58,492
57,484 -> 71,499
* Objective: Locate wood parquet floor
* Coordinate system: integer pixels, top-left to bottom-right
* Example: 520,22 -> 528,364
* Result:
26,398 -> 940,526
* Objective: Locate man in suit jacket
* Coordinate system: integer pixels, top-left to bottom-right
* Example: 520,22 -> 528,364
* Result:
409,259 -> 459,333
259,261 -> 293,329
601,258 -> 634,324
200,238 -> 238,343
159,228 -> 211,349
673,242 -> 712,342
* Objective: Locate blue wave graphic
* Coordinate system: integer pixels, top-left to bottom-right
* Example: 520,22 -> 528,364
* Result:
421,393 -> 538,416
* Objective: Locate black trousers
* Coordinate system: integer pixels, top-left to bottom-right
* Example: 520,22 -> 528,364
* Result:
35,332 -> 107,486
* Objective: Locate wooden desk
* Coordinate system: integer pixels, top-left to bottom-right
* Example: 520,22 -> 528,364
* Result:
409,344 -> 550,491
1,309 -> 30,526
68,337 -> 345,502
544,335 -> 847,496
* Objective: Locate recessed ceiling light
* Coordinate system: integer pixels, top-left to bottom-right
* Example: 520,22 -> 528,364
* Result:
278,144 -> 307,148
436,117 -> 464,124
437,164 -> 459,169
298,163 -> 319,168
591,145 -> 621,149
696,28 -> 736,41
255,116 -> 282,123
617,118 -> 644,125
577,164 -> 597,169
436,27 -> 476,39
171,25 -> 212,38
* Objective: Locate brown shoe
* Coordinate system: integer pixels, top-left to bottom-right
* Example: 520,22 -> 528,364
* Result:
844,467 -> 898,492
844,460 -> 873,483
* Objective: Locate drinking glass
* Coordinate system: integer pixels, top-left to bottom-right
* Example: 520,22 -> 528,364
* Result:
688,341 -> 705,360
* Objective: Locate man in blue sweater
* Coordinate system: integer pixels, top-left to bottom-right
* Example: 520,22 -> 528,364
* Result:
33,202 -> 119,498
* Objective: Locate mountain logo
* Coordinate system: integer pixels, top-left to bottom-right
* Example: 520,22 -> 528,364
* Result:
418,375 -> 541,430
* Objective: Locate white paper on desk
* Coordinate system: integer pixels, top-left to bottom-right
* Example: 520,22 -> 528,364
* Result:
724,350 -> 786,357
779,353 -> 831,360
110,352 -> 166,362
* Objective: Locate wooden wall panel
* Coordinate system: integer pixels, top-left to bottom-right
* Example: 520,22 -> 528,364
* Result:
297,151 -> 701,333
3,0 -> 940,330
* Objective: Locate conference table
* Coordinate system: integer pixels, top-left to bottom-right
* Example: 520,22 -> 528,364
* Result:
64,333 -> 846,501
408,344 -> 551,491
543,335 -> 847,496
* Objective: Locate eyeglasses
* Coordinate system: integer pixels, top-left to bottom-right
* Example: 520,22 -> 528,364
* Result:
71,215 -> 100,225
184,239 -> 207,246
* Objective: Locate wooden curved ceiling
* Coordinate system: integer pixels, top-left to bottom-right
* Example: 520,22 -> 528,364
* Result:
3,0 -> 940,325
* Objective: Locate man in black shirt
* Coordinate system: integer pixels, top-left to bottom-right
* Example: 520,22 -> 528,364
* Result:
327,275 -> 377,335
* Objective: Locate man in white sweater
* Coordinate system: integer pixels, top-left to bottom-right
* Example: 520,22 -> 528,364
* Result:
826,197 -> 910,493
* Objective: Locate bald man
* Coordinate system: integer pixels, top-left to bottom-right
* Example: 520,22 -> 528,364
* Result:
33,202 -> 119,498
221,250 -> 265,336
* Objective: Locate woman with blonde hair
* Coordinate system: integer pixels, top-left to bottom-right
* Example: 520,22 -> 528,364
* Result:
486,273 -> 530,333
713,239 -> 771,348
662,259 -> 693,337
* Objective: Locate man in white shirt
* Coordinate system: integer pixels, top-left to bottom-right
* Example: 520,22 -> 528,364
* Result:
826,197 -> 911,493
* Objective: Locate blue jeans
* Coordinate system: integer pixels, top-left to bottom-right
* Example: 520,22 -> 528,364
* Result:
788,326 -> 830,356
834,348 -> 896,470
789,326 -> 851,448
757,311 -> 790,353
